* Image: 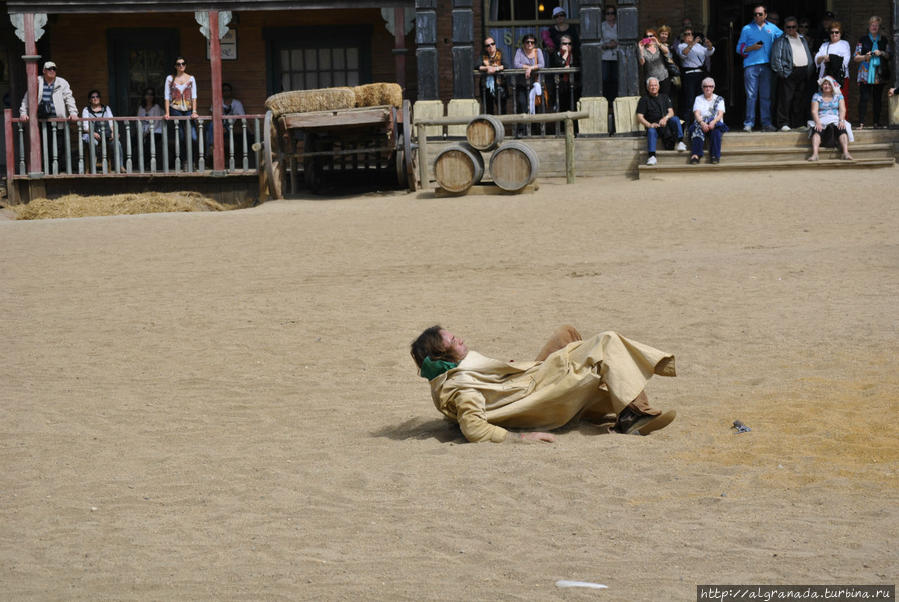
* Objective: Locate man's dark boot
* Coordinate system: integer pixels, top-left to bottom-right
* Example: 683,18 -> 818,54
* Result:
613,404 -> 676,435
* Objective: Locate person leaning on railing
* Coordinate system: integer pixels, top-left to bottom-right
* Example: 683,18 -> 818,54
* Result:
19,60 -> 78,122
137,87 -> 163,166
547,34 -> 580,113
513,33 -> 546,136
164,55 -> 199,163
81,89 -> 124,172
477,35 -> 509,115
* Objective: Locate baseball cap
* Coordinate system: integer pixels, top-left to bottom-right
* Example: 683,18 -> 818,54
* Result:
43,61 -> 56,70
552,7 -> 566,17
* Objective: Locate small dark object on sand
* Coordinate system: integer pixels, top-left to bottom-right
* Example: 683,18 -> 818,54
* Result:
732,420 -> 751,433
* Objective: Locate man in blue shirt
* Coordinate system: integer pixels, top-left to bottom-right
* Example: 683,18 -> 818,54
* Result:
736,4 -> 783,131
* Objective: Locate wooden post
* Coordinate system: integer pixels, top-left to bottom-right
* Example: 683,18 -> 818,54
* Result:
23,14 -> 41,177
416,122 -> 429,189
208,11 -> 225,174
4,109 -> 17,203
393,8 -> 407,91
565,118 -> 575,183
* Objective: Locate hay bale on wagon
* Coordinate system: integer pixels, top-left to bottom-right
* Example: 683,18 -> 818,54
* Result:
264,88 -> 356,117
352,83 -> 403,108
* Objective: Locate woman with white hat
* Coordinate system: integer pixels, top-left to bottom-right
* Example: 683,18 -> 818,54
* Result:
808,75 -> 852,161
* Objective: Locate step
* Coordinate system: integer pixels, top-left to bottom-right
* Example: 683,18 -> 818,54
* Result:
638,157 -> 895,175
688,128 -> 899,150
644,143 -> 894,166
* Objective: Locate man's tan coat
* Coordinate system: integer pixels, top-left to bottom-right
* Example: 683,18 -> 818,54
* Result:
429,332 -> 675,442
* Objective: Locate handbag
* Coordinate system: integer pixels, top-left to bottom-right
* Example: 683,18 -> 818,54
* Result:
665,58 -> 681,87
824,54 -> 844,80
665,59 -> 680,78
37,99 -> 54,119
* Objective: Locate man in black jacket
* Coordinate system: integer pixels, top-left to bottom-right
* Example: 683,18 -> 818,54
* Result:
771,16 -> 815,130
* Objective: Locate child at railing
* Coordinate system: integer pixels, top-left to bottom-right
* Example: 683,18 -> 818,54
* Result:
137,87 -> 163,170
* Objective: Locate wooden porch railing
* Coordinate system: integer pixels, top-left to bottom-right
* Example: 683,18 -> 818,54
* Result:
4,109 -> 263,181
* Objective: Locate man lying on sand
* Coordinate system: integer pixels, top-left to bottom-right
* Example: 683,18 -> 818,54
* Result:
410,325 -> 677,443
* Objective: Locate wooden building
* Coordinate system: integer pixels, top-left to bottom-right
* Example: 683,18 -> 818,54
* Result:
1,0 -> 896,199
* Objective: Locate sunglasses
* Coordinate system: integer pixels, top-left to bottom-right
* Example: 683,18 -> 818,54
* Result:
830,30 -> 840,34
175,61 -> 186,66
754,12 -> 765,16
702,85 -> 714,88
44,66 -> 56,71
524,40 -> 535,44
90,95 -> 100,99
560,42 -> 572,46
485,42 -> 495,46
785,25 -> 797,29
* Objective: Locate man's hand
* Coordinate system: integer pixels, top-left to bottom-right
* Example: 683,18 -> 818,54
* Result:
659,116 -> 668,126
750,42 -> 763,51
520,431 -> 555,443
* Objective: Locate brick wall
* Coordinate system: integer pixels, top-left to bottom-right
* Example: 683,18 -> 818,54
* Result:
42,8 -> 416,116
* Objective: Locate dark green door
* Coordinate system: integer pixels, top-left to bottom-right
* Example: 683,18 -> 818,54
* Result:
107,28 -> 179,116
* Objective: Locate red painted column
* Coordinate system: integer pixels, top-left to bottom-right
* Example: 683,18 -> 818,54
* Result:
208,11 -> 225,173
393,8 -> 407,91
23,13 -> 41,175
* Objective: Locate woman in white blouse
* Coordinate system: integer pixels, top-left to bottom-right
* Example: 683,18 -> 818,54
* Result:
164,56 -> 199,162
815,21 -> 851,116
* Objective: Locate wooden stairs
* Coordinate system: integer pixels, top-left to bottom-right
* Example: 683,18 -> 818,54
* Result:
637,128 -> 896,176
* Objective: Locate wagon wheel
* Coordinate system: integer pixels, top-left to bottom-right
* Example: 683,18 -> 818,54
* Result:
402,99 -> 417,191
263,110 -> 284,200
303,132 -> 323,193
390,105 -> 407,188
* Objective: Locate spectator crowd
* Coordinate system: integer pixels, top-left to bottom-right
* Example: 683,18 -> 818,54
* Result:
16,4 -> 898,171
475,3 -> 894,156
19,57 -> 249,172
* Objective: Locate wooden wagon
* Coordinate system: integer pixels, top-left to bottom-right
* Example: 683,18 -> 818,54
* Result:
259,99 -> 416,197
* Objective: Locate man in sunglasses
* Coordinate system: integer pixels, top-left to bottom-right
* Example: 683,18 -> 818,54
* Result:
736,4 -> 783,132
19,61 -> 78,122
770,16 -> 815,131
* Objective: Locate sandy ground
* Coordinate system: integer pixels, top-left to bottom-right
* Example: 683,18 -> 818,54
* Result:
1,168 -> 897,600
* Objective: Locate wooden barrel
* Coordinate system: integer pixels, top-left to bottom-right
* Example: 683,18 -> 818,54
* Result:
434,143 -> 484,194
489,141 -> 539,192
465,115 -> 504,151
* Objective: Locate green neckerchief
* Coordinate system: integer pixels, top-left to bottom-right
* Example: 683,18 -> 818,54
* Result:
420,356 -> 458,380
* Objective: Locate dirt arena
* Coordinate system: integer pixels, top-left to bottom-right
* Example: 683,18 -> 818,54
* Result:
1,168 -> 897,600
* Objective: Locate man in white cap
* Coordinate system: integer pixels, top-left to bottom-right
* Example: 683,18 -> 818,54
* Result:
19,61 -> 78,121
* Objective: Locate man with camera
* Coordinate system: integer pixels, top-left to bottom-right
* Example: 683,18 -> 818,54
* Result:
19,61 -> 78,122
